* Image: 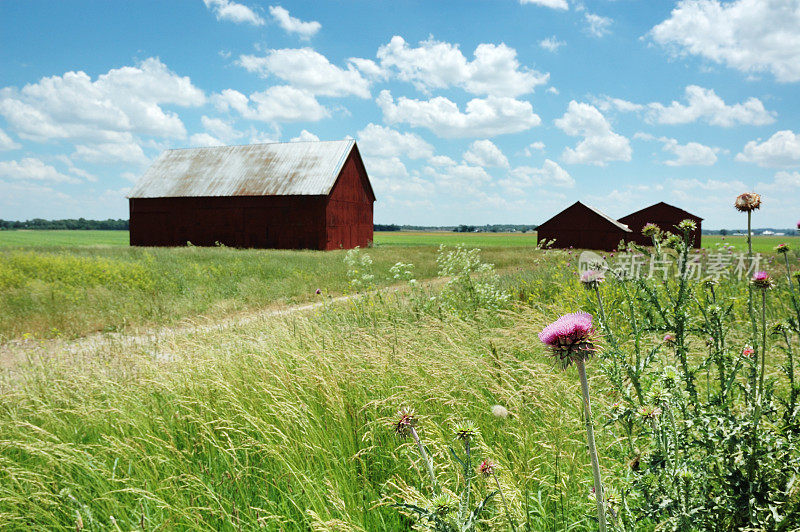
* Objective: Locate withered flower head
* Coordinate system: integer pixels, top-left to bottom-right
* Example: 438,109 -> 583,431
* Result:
734,192 -> 761,212
478,459 -> 496,477
393,408 -> 416,437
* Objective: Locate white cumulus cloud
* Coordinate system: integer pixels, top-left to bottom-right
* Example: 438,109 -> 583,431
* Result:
238,48 -> 371,98
585,13 -> 612,37
646,85 -> 775,127
377,90 -> 541,138
0,127 -> 20,151
290,129 -> 320,142
736,130 -> 800,168
269,6 -> 321,39
463,139 -> 510,168
520,0 -> 568,9
539,36 -> 565,52
213,86 -> 328,123
203,0 -> 264,26
555,101 -> 631,165
506,159 -> 574,188
356,123 -> 434,159
0,158 -> 81,183
651,0 -> 800,82
375,36 -> 549,97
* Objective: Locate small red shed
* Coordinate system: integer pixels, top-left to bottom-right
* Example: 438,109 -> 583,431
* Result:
618,202 -> 702,248
536,201 -> 633,251
128,140 -> 375,250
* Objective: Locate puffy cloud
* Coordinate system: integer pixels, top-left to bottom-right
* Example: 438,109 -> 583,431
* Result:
290,129 -> 320,142
635,133 -> 719,166
198,116 -> 244,144
520,0 -> 568,8
0,57 -> 204,143
539,36 -> 565,52
214,86 -> 328,123
506,159 -> 574,188
555,101 -> 631,165
0,127 -> 20,150
238,48 -> 371,98
594,96 -> 644,113
585,13 -> 612,37
773,170 -> 800,187
646,85 -> 774,127
356,123 -> 433,159
423,163 -> 493,195
0,157 -> 80,183
651,0 -> 800,83
268,6 -> 321,39
736,130 -> 800,168
376,36 -> 549,97
377,90 -> 541,138
203,0 -> 264,25
523,141 -> 545,156
72,141 -> 149,165
463,139 -> 509,168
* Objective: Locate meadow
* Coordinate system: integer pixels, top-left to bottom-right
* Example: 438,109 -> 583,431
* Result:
1,227 -> 799,530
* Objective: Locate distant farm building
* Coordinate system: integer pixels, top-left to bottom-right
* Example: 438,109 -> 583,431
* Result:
618,202 -> 702,248
128,140 -> 375,250
536,202 -> 632,251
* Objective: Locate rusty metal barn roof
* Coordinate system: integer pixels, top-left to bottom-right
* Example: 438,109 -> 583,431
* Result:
128,139 -> 356,198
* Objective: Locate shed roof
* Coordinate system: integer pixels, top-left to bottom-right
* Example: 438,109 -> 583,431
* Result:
583,203 -> 632,232
128,140 -> 358,198
618,201 -> 703,222
538,201 -> 631,232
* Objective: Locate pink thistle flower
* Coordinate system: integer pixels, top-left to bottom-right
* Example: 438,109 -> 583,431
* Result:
478,459 -> 496,477
580,269 -> 605,289
742,345 -> 755,358
315,288 -> 322,295
538,312 -> 597,369
775,243 -> 790,254
663,334 -> 676,346
751,271 -> 774,289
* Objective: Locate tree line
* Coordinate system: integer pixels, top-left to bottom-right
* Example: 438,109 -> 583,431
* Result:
0,218 -> 129,230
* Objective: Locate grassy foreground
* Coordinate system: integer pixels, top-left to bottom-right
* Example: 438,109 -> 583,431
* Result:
0,256 -> 598,530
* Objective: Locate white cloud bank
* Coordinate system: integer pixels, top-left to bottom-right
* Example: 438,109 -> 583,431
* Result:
736,130 -> 800,168
268,6 -> 321,40
203,0 -> 264,26
651,0 -> 800,82
555,101 -> 631,165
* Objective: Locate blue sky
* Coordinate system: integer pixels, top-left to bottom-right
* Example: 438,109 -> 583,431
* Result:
1,0 -> 799,228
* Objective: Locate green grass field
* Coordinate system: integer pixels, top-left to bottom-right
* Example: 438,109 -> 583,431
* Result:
701,234 -> 799,254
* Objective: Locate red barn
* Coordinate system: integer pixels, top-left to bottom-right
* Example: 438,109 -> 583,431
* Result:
618,202 -> 702,248
536,201 -> 633,251
128,140 -> 375,250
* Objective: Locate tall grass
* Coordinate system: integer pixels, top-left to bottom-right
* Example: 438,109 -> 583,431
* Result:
0,259 -> 599,530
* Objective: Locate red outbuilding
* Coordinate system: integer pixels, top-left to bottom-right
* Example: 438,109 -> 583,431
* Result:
128,140 -> 375,250
536,201 -> 633,251
618,202 -> 703,248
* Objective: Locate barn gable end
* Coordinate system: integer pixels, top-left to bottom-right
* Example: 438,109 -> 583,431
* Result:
619,202 -> 703,248
537,201 -> 632,251
325,145 -> 374,250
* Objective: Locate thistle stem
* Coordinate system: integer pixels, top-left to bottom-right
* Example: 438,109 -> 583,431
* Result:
410,427 -> 438,493
576,358 -> 606,532
758,289 -> 767,401
747,211 -> 752,257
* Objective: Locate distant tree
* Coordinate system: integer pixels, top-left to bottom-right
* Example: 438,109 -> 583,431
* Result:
719,229 -> 728,236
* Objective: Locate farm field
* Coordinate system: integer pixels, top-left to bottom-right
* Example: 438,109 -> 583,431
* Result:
701,234 -> 799,254
2,231 -> 799,530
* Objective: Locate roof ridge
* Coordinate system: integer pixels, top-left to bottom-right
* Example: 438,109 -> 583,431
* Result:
165,139 -> 354,151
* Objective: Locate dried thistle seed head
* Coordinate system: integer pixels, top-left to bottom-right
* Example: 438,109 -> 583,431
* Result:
491,404 -> 509,419
734,192 -> 761,212
637,404 -> 663,419
677,219 -> 696,232
393,408 -> 416,437
642,223 -> 660,237
453,420 -> 479,442
775,243 -> 790,254
478,459 -> 496,477
751,271 -> 774,290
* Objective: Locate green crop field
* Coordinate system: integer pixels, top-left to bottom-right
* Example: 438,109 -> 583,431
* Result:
702,234 -> 799,254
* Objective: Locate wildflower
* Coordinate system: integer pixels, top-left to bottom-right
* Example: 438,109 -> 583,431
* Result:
637,404 -> 663,419
453,420 -> 479,442
751,271 -> 774,290
538,312 -> 597,369
580,269 -> 605,289
677,219 -> 696,232
478,459 -> 496,477
663,334 -> 676,346
742,345 -> 755,358
665,233 -> 682,249
734,192 -> 761,212
491,404 -> 509,419
642,223 -> 660,237
393,408 -> 416,437
775,243 -> 790,254
315,288 -> 321,295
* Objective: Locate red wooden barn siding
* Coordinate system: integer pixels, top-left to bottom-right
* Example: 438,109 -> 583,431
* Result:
618,202 -> 702,248
129,195 -> 328,249
324,150 -> 374,250
536,202 -> 631,251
